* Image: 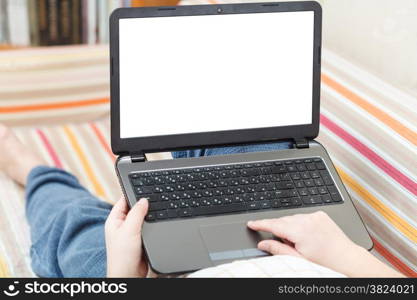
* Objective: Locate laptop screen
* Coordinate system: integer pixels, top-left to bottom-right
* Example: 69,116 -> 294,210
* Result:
119,11 -> 314,139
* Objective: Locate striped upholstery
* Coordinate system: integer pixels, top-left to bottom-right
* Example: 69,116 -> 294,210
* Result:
0,45 -> 110,126
0,12 -> 415,278
318,49 -> 417,276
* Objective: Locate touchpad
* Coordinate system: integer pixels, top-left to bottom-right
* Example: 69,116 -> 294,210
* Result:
199,222 -> 272,261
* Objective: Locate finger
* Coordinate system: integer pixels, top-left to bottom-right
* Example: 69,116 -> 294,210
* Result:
106,197 -> 128,229
247,218 -> 294,241
123,198 -> 149,234
258,239 -> 302,257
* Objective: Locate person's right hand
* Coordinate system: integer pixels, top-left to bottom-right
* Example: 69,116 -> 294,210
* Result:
247,211 -> 403,277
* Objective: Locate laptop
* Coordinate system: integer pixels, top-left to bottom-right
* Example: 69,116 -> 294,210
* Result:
109,1 -> 372,275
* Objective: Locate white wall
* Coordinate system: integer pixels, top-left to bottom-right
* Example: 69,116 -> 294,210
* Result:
320,0 -> 417,92
183,0 -> 417,93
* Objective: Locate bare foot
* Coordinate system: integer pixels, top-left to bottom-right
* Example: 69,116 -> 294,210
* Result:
0,124 -> 47,185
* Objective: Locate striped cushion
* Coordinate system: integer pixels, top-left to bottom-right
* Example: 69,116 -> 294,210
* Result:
0,36 -> 415,277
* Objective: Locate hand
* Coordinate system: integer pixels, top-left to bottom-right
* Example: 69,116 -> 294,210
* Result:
105,197 -> 149,277
247,211 -> 404,277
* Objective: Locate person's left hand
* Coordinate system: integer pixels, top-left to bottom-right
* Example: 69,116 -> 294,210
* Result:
105,197 -> 149,277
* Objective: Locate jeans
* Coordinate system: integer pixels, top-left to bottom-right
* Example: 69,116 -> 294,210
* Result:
26,142 -> 292,277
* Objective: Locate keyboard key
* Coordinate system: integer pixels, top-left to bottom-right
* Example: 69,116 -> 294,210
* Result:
280,173 -> 291,181
292,197 -> 302,206
298,188 -> 309,196
145,212 -> 156,221
281,202 -> 293,208
323,176 -> 334,186
247,202 -> 261,210
291,172 -> 301,180
310,171 -> 320,178
243,193 -> 255,202
306,163 -> 316,171
134,186 -> 153,195
160,194 -> 170,201
254,192 -> 267,201
288,189 -> 298,197
194,203 -> 246,215
232,195 -> 244,203
302,196 -> 322,205
179,208 -> 193,217
321,194 -> 332,203
131,178 -> 145,186
271,166 -> 286,173
280,198 -> 291,204
270,174 -> 280,182
146,194 -> 160,202
152,186 -> 164,193
314,179 -> 324,186
331,193 -> 343,202
189,199 -> 201,207
261,167 -> 272,175
143,177 -> 155,185
304,179 -> 315,187
255,184 -> 268,192
156,210 -> 168,219
168,201 -> 179,209
294,180 -> 304,188
149,202 -> 168,211
271,199 -> 281,208
276,182 -> 294,189
327,186 -> 341,200
154,176 -> 165,184
318,187 -> 328,194
296,164 -> 307,171
265,191 -> 274,200
286,165 -> 297,172
179,200 -> 189,208
260,200 -> 271,209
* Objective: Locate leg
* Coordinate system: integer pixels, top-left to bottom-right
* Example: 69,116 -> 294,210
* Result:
26,167 -> 112,277
172,141 -> 293,158
0,125 -> 111,277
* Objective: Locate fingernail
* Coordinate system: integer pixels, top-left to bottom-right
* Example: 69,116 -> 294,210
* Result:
138,198 -> 148,204
258,241 -> 267,251
247,221 -> 253,226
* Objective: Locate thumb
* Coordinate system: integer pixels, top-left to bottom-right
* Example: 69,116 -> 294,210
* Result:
123,198 -> 149,234
258,239 -> 302,257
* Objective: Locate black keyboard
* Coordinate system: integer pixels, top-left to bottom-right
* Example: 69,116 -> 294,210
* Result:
129,157 -> 343,222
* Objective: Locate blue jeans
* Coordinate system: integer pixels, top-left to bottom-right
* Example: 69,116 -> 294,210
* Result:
26,142 -> 292,277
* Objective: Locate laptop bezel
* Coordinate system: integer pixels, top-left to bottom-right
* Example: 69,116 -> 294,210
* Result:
109,2 -> 322,155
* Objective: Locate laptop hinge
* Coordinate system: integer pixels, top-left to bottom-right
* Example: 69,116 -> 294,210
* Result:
131,153 -> 146,163
294,138 -> 309,149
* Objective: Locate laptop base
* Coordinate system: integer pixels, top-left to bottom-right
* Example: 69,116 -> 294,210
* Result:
116,141 -> 373,274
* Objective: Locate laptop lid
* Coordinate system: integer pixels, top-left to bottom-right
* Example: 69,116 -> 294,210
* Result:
110,2 -> 322,156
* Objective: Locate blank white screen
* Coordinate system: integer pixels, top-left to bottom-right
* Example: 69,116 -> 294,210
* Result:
119,11 -> 314,138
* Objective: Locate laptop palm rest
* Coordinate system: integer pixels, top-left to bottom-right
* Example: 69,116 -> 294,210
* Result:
199,222 -> 272,262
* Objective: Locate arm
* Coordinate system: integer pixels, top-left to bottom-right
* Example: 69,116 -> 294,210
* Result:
247,211 -> 404,277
